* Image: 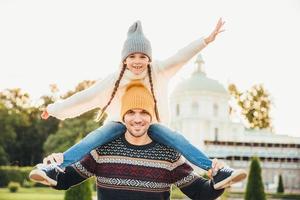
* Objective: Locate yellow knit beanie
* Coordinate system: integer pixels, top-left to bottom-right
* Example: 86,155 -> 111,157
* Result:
121,81 -> 155,121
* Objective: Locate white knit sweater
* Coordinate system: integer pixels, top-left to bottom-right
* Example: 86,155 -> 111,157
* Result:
47,38 -> 207,125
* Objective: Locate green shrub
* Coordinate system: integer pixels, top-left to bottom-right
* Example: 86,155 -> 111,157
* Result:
64,179 -> 92,200
90,177 -> 96,191
23,179 -> 35,188
244,157 -> 266,200
171,185 -> 185,199
277,174 -> 284,193
0,166 -> 32,187
8,181 -> 20,193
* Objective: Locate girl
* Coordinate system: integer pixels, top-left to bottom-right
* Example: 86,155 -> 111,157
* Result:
29,18 -> 247,189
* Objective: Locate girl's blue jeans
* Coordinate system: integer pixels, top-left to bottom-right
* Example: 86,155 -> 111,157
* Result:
60,121 -> 212,171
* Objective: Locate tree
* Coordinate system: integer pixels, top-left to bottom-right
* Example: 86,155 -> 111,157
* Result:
18,107 -> 59,165
0,80 -> 98,166
245,157 -> 266,200
0,88 -> 59,166
0,102 -> 15,165
0,89 -> 31,165
0,146 -> 9,165
277,174 -> 284,193
228,83 -> 272,130
0,88 -> 31,110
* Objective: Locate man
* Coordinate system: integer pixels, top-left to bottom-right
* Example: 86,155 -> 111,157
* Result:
32,81 -> 232,200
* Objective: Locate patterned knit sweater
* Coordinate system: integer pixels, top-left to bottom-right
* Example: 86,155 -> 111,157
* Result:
54,135 -> 224,200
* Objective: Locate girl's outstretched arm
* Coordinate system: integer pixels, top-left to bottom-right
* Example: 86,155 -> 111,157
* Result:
46,72 -> 117,120
155,18 -> 225,78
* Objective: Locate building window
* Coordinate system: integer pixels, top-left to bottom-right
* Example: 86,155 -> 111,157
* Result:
176,104 -> 180,116
213,103 -> 219,117
214,128 -> 219,141
191,102 -> 199,115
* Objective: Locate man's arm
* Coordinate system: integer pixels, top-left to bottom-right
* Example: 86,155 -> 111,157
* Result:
179,177 -> 224,200
43,153 -> 96,190
53,165 -> 89,190
171,157 -> 224,200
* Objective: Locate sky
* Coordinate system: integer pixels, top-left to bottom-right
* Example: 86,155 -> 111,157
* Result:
0,0 -> 299,138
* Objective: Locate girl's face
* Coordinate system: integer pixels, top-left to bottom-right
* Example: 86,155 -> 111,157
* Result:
124,53 -> 150,75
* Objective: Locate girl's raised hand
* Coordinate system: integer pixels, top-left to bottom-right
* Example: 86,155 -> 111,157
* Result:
41,110 -> 49,120
204,18 -> 225,45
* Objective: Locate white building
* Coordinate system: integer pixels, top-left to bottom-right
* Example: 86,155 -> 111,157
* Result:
169,54 -> 300,192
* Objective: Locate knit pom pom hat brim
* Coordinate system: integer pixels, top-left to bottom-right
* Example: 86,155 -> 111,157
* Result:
121,81 -> 155,121
121,20 -> 152,62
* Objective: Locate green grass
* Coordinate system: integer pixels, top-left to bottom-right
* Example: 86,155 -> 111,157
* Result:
0,187 -> 98,200
228,191 -> 300,199
2,187 -> 299,200
0,187 -> 205,200
0,187 -> 65,200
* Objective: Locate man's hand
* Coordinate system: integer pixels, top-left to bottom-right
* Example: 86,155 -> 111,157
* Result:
43,153 -> 64,166
204,18 -> 225,45
207,158 -> 225,178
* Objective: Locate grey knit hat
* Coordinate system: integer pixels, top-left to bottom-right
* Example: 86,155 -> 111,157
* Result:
121,20 -> 152,62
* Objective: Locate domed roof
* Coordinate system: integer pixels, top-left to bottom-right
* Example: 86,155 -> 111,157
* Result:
172,54 -> 227,96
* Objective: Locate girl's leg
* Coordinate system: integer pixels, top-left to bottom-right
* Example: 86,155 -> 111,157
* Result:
60,121 -> 126,168
148,123 -> 212,171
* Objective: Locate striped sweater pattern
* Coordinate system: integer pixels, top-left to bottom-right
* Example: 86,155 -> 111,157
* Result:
73,135 -> 199,193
